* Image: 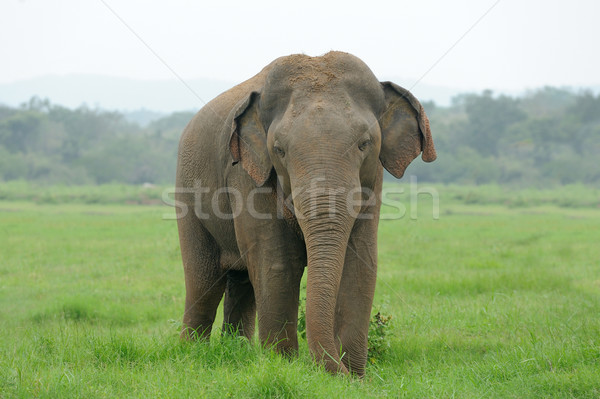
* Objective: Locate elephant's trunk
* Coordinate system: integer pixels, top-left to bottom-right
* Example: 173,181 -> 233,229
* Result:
293,172 -> 360,374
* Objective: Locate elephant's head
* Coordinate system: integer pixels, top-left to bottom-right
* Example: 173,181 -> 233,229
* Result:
229,51 -> 436,373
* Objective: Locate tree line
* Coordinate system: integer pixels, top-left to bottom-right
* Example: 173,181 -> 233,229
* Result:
1,88 -> 599,186
408,87 -> 600,185
0,97 -> 191,185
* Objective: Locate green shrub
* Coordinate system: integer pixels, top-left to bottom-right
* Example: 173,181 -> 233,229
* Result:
297,298 -> 393,364
367,311 -> 393,363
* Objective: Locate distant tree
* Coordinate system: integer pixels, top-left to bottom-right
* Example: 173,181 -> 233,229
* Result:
521,86 -> 575,117
0,111 -> 44,153
1,91 -> 598,186
460,90 -> 527,156
21,96 -> 52,113
420,100 -> 436,116
569,91 -> 600,123
147,111 -> 195,138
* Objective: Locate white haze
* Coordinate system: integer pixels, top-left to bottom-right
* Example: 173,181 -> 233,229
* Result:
1,0 -> 599,111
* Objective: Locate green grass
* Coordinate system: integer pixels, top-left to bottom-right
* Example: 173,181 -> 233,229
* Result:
0,180 -> 167,205
1,184 -> 599,398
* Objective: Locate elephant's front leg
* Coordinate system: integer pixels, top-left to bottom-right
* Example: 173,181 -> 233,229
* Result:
234,213 -> 306,355
334,216 -> 378,377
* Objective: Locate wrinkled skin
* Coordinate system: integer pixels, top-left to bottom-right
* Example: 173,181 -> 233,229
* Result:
176,51 -> 436,376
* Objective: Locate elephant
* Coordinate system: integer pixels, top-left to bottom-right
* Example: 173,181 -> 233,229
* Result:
175,51 -> 436,376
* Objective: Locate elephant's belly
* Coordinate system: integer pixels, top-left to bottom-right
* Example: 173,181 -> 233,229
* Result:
202,218 -> 245,270
219,249 -> 246,271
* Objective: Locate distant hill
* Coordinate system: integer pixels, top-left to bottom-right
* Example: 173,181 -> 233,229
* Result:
122,109 -> 167,127
0,74 -> 470,116
0,74 -> 235,115
2,74 -> 597,121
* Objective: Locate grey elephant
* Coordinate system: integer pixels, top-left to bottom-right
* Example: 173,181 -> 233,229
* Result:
175,51 -> 436,376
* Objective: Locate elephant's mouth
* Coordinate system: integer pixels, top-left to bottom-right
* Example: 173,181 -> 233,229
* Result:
284,200 -> 303,241
270,178 -> 303,239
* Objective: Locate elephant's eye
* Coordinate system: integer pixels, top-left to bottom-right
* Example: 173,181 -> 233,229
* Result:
273,145 -> 285,158
358,139 -> 372,152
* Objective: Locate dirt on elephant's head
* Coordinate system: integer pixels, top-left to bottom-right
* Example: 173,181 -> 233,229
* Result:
260,51 -> 383,122
273,51 -> 353,93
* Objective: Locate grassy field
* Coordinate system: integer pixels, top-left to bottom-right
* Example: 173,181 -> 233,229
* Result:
0,184 -> 599,398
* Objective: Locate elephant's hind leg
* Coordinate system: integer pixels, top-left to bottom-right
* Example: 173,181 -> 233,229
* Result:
222,269 -> 256,339
178,214 -> 226,340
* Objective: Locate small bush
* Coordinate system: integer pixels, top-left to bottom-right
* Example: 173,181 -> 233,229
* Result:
367,311 -> 393,363
297,298 -> 393,363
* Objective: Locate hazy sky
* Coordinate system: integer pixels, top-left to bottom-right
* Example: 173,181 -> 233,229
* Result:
1,0 -> 599,92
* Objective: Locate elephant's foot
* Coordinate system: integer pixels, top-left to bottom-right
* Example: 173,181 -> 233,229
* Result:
180,315 -> 215,341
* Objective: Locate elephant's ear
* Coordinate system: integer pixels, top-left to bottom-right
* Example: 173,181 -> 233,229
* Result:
229,91 -> 273,187
379,82 -> 437,179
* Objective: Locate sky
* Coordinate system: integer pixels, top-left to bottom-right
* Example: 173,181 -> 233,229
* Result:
1,0 -> 599,108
